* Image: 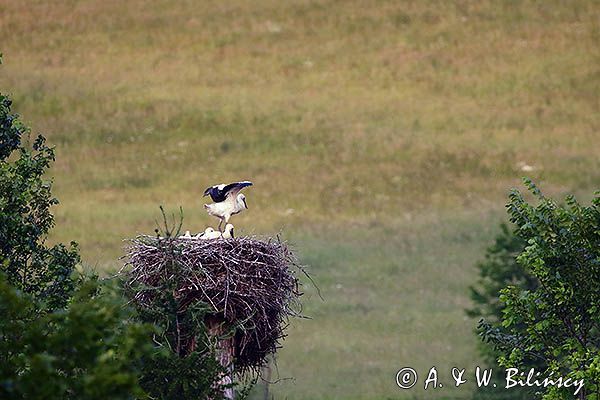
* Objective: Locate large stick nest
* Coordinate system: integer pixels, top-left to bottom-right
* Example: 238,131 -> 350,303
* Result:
122,235 -> 304,372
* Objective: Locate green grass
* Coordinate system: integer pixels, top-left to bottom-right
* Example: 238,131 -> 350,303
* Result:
265,211 -> 502,399
1,0 -> 599,398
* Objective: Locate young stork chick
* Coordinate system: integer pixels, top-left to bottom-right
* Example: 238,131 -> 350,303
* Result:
203,181 -> 252,231
198,227 -> 223,240
221,224 -> 235,239
194,227 -> 215,239
196,224 -> 234,240
178,230 -> 193,239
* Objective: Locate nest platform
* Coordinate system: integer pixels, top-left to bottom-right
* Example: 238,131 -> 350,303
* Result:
122,235 -> 304,373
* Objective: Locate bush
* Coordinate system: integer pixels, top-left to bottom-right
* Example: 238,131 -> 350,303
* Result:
0,275 -> 154,399
468,223 -> 532,333
480,180 -> 600,399
133,263 -> 226,400
468,223 -> 540,399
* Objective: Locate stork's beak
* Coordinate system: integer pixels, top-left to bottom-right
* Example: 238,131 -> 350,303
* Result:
243,198 -> 248,209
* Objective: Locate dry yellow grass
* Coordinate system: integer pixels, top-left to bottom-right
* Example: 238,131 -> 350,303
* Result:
1,1 -> 598,398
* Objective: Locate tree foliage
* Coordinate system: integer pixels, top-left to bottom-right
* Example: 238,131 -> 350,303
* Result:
134,266 -> 226,400
468,222 -> 532,330
0,74 -> 155,399
480,179 -> 600,399
0,92 -> 78,311
468,223 -> 539,399
0,275 -> 153,399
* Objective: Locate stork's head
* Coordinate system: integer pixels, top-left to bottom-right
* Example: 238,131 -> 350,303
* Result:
204,227 -> 214,234
237,193 -> 248,209
224,224 -> 235,238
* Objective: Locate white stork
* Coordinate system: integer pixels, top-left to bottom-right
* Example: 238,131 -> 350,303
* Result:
193,224 -> 234,240
203,181 -> 252,231
194,227 -> 217,239
221,224 -> 235,239
198,227 -> 223,240
178,230 -> 193,239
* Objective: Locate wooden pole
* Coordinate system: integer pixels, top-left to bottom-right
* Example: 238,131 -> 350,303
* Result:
207,315 -> 235,400
262,357 -> 272,400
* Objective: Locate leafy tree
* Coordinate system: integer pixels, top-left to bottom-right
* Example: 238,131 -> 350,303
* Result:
480,180 -> 600,399
468,222 -> 532,332
0,86 -> 79,311
0,274 -> 154,399
468,223 -> 539,399
0,60 -> 155,399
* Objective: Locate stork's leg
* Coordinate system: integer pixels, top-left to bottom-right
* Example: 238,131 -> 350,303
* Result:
218,219 -> 223,232
222,215 -> 230,233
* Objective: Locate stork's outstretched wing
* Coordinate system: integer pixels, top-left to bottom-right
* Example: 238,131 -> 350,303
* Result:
203,181 -> 252,202
203,183 -> 226,202
222,181 -> 252,199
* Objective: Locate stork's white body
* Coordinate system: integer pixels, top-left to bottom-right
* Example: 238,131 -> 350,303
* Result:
204,194 -> 247,230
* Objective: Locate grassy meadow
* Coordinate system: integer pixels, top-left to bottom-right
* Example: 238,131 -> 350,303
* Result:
1,1 -> 599,398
